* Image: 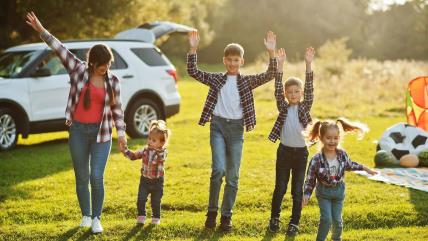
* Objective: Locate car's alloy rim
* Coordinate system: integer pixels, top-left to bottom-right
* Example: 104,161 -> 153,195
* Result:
133,105 -> 158,136
0,113 -> 16,148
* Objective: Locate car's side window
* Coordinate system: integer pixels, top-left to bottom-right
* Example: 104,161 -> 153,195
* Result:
131,48 -> 168,66
38,53 -> 67,75
69,48 -> 128,70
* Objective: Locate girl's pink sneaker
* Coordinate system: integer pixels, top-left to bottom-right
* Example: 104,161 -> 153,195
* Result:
136,215 -> 146,224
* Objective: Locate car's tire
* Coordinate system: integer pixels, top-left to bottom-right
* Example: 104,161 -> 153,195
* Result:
125,99 -> 162,138
0,108 -> 18,151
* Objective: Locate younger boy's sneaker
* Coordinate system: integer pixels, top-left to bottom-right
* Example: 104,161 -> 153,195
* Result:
91,217 -> 103,234
151,218 -> 161,225
219,215 -> 232,232
286,223 -> 299,236
204,211 -> 217,229
136,215 -> 146,224
268,217 -> 280,233
79,216 -> 92,227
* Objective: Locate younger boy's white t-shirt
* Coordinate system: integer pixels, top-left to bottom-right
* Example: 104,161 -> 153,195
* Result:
280,105 -> 306,147
213,75 -> 243,119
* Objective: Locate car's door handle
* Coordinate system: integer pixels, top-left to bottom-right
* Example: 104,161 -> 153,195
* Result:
122,75 -> 134,79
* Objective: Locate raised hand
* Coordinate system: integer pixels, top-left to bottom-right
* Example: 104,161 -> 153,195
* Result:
188,30 -> 200,53
264,31 -> 276,56
277,48 -> 286,73
25,11 -> 46,33
305,47 -> 315,64
277,48 -> 286,63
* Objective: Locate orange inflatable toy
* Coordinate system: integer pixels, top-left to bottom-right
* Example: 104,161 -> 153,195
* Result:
406,76 -> 428,132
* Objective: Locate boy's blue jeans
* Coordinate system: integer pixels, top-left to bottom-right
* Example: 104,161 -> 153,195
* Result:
69,121 -> 111,219
208,116 -> 244,217
315,182 -> 345,241
270,144 -> 308,225
137,176 -> 164,218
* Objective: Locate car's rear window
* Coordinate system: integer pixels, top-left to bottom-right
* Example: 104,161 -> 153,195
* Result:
131,48 -> 168,66
69,48 -> 128,70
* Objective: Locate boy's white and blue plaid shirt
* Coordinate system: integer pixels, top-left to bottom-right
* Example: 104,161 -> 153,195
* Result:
40,30 -> 126,142
187,53 -> 277,132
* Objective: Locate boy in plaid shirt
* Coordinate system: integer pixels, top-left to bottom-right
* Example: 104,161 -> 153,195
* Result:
267,47 -> 315,236
187,30 -> 277,231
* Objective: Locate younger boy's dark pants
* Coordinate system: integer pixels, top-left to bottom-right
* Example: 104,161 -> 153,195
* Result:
270,144 -> 308,225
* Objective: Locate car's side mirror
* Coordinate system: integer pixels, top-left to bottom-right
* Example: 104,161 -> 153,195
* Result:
31,68 -> 51,77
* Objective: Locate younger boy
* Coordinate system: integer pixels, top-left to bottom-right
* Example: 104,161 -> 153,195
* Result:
267,47 -> 315,236
187,30 -> 277,231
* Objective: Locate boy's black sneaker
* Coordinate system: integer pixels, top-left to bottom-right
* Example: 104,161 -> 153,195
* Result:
220,215 -> 232,232
286,223 -> 299,236
204,211 -> 217,229
268,217 -> 280,233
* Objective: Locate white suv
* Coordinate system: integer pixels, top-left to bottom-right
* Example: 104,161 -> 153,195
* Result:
0,22 -> 193,151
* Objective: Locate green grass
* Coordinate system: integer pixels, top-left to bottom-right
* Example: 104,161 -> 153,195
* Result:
1,61 -> 428,240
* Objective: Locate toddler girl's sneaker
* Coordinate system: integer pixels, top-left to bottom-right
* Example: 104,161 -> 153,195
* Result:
79,216 -> 92,227
136,215 -> 146,224
151,218 -> 161,225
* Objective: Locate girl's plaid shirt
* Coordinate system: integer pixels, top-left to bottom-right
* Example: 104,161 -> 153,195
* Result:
303,149 -> 364,198
124,147 -> 167,179
186,53 -> 277,132
268,72 -> 314,142
40,30 -> 126,143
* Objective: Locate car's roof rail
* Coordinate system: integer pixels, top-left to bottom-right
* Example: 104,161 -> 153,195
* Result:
62,38 -> 149,43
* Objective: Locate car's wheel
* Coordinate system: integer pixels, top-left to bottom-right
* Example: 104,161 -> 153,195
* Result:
125,99 -> 162,138
0,108 -> 18,151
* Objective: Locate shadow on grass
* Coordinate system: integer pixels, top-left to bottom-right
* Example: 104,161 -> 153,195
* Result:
192,227 -> 225,241
409,188 -> 428,226
0,135 -> 141,203
0,138 -> 72,202
123,224 -> 155,241
57,227 -> 92,241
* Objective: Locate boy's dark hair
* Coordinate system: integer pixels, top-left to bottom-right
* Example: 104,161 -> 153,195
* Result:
224,43 -> 244,57
284,77 -> 303,89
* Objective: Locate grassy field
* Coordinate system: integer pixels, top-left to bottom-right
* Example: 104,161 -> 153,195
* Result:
1,60 -> 428,240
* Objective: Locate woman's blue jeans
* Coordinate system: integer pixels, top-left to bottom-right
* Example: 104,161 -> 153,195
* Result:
69,121 -> 111,219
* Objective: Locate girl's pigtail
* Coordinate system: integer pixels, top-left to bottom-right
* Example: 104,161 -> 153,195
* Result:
336,117 -> 369,139
308,120 -> 322,143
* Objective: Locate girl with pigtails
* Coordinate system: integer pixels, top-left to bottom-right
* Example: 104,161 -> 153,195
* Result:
302,118 -> 377,241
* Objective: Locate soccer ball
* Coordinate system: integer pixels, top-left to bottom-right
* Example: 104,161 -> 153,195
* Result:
378,123 -> 428,162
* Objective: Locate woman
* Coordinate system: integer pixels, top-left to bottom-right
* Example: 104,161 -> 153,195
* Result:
26,12 -> 127,233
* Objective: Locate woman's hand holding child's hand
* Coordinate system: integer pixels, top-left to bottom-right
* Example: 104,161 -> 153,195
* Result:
302,196 -> 309,208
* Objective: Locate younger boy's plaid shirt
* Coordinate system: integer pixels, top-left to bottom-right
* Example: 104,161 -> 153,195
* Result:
187,53 -> 277,132
124,147 -> 167,179
40,30 -> 126,142
268,72 -> 314,142
303,149 -> 364,198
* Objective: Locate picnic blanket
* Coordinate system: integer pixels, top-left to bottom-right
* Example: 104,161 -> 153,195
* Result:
354,168 -> 428,192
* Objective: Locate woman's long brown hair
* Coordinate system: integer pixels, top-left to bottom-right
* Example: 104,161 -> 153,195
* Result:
83,44 -> 115,109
